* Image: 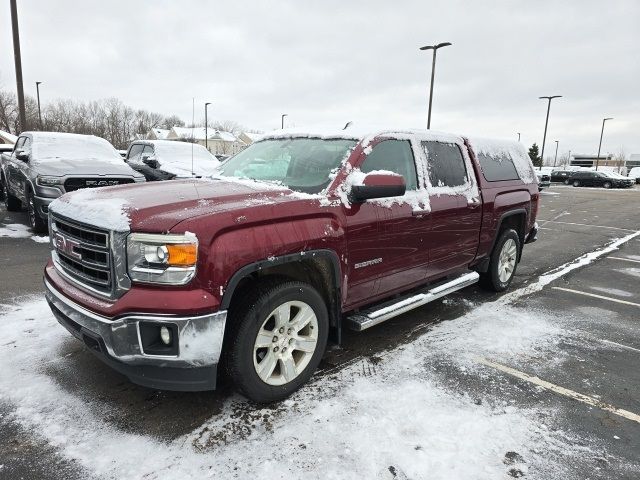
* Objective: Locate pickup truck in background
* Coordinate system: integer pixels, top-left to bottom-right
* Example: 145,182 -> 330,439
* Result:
1,132 -> 145,233
44,128 -> 539,402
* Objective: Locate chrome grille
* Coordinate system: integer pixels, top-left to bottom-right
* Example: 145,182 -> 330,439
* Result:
64,177 -> 134,192
51,214 -> 113,295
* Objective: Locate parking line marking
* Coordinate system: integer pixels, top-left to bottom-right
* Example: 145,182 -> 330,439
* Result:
607,256 -> 640,264
551,287 -> 640,308
599,339 -> 640,354
539,220 -> 636,232
478,358 -> 640,425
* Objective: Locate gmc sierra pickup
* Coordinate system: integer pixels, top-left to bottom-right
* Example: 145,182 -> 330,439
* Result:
44,128 -> 539,403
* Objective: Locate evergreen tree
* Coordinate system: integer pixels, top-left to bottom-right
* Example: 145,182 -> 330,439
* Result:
528,143 -> 542,167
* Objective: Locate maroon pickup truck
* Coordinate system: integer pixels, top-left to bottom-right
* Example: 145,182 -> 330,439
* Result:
44,128 -> 539,402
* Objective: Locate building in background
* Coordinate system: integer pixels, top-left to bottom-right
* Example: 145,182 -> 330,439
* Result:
238,131 -> 263,145
628,154 -> 640,169
571,154 -> 631,174
166,127 -> 246,155
147,128 -> 170,140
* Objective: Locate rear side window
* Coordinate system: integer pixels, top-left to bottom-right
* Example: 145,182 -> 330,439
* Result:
476,151 -> 520,182
361,140 -> 417,190
422,141 -> 468,187
127,144 -> 144,162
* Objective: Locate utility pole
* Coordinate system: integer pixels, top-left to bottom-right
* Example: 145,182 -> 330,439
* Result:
567,149 -> 571,167
204,102 -> 211,151
553,140 -> 559,167
517,132 -> 521,142
596,117 -> 613,171
10,0 -> 27,132
538,95 -> 562,170
281,113 -> 288,129
420,42 -> 452,129
36,81 -> 43,129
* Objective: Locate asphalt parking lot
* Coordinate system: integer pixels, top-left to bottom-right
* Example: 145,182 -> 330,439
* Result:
1,184 -> 640,479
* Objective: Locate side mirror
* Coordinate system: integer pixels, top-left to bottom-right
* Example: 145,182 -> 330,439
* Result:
350,172 -> 406,202
15,150 -> 29,162
141,155 -> 159,168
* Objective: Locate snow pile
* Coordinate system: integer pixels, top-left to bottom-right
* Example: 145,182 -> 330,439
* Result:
50,189 -> 133,231
467,136 -> 536,184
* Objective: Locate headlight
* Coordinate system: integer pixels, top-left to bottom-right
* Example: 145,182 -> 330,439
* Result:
37,175 -> 63,186
127,232 -> 198,285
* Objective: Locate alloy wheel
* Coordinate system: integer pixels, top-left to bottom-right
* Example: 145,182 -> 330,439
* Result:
498,238 -> 517,283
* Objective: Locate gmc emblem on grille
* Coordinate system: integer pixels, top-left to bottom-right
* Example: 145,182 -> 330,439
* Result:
86,180 -> 119,187
54,232 -> 82,260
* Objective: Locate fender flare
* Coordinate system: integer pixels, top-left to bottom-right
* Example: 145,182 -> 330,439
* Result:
490,208 -> 528,257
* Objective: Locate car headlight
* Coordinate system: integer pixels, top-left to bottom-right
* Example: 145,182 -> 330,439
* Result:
37,175 -> 63,186
127,233 -> 198,285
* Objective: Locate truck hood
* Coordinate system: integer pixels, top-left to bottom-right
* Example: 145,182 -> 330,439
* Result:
34,158 -> 141,178
50,178 -> 321,233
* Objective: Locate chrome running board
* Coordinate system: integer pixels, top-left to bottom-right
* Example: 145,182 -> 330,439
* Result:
345,272 -> 479,331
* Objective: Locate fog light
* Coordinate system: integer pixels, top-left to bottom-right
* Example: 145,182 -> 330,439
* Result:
160,326 -> 172,345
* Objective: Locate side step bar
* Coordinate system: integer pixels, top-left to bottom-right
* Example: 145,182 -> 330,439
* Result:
345,272 -> 480,331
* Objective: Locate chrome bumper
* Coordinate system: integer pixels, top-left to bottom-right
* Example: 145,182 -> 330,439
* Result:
44,279 -> 227,370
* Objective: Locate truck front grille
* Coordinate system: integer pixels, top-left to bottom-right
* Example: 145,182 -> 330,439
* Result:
51,214 -> 113,295
64,177 -> 134,192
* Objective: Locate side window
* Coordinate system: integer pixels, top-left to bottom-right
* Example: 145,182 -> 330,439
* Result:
127,144 -> 144,162
423,141 -> 468,187
142,145 -> 155,157
12,137 -> 26,156
22,137 -> 32,154
360,140 -> 417,190
475,152 -> 520,182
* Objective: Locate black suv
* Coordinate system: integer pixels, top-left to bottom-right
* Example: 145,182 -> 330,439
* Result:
550,170 -> 574,184
1,132 -> 144,232
568,170 -> 634,189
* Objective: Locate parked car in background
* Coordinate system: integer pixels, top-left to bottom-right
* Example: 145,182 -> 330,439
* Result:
550,169 -> 575,184
535,170 -> 551,190
44,128 -> 539,402
568,170 -> 634,189
125,140 -> 219,181
0,132 -> 145,232
628,167 -> 640,185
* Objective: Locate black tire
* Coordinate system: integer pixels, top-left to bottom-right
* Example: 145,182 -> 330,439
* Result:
224,279 -> 329,403
27,188 -> 47,233
603,181 -> 612,189
572,180 -> 581,187
479,228 -> 521,292
563,179 -> 570,185
2,176 -> 21,211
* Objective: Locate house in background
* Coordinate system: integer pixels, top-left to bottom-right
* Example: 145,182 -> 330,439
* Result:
147,128 -> 170,140
238,131 -> 263,145
166,127 -> 246,155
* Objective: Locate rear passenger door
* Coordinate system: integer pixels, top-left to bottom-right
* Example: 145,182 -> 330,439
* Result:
423,140 -> 482,279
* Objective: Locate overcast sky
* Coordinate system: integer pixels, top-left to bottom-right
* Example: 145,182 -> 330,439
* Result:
2,0 -> 639,158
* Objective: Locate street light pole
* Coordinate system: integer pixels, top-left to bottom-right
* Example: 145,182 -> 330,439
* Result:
204,102 -> 211,151
281,114 -> 288,129
517,132 -> 521,142
553,140 -> 559,167
595,117 -> 613,171
420,42 -> 451,129
567,149 -> 571,167
36,82 -> 43,129
10,0 -> 26,132
538,95 -> 562,170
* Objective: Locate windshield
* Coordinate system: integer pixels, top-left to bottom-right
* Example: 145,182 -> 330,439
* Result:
218,138 -> 357,193
602,171 -> 626,179
31,135 -> 122,163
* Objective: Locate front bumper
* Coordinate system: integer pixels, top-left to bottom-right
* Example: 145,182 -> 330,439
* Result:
44,278 -> 227,391
33,195 -> 57,220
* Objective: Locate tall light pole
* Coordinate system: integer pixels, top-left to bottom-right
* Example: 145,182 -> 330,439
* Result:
281,113 -> 288,129
517,132 -> 521,142
36,82 -> 43,129
595,117 -> 613,171
567,149 -> 571,167
553,140 -> 559,167
419,42 -> 451,129
538,95 -> 562,170
10,0 -> 26,132
204,102 -> 211,151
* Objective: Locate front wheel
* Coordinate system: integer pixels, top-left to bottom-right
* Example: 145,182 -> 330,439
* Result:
224,279 -> 329,403
563,179 -> 570,185
572,180 -> 581,187
480,229 -> 521,292
603,181 -> 612,189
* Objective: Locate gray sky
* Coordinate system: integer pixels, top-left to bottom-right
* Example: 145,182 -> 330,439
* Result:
2,0 -> 639,158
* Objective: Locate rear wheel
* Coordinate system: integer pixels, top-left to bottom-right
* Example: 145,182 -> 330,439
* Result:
2,177 -> 21,211
563,179 -> 570,185
603,181 -> 612,189
572,180 -> 581,187
224,279 -> 329,403
480,229 -> 520,292
27,189 -> 47,233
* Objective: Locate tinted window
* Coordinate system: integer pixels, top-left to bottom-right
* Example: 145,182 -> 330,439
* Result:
423,141 -> 468,187
361,140 -> 417,190
475,151 -> 519,182
127,144 -> 144,162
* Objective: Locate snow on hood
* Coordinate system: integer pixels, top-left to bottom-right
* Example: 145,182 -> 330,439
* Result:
29,132 -> 124,165
50,188 -> 134,232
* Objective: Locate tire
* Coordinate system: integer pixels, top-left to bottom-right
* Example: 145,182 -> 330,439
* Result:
224,279 -> 329,403
479,229 -> 521,292
603,181 -> 612,189
2,177 -> 21,211
27,189 -> 47,233
563,179 -> 570,185
572,180 -> 581,187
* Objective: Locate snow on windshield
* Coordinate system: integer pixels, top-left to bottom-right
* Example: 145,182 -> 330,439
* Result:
31,133 -> 122,164
151,141 -> 219,177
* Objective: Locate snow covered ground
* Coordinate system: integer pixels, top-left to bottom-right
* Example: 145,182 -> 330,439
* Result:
0,222 -> 49,243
